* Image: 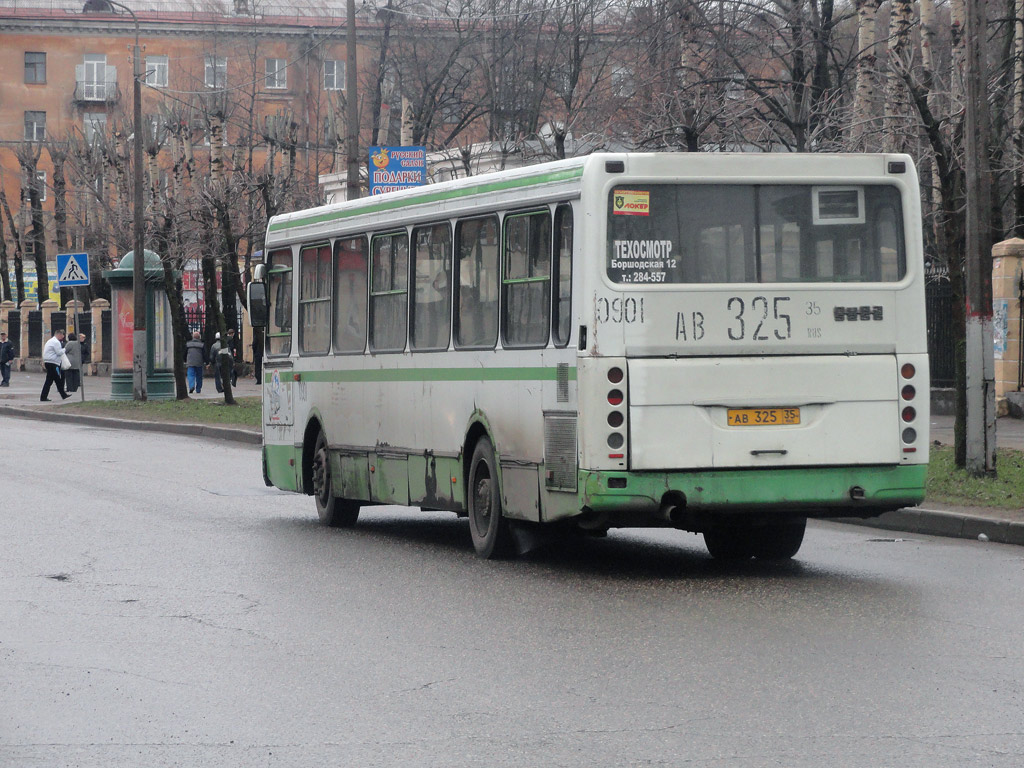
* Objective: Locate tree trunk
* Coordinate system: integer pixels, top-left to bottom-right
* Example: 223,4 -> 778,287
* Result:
0,188 -> 26,305
851,0 -> 884,148
884,0 -> 915,152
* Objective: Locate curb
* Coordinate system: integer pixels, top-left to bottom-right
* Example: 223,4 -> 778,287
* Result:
0,403 -> 261,445
837,507 -> 1024,546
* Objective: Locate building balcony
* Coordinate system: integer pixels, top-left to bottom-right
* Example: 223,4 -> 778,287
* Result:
73,79 -> 120,104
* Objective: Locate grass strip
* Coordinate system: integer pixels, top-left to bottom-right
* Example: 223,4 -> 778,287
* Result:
60,396 -> 261,428
926,446 -> 1024,510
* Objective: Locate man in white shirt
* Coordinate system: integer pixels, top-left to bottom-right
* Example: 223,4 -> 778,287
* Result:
40,329 -> 69,401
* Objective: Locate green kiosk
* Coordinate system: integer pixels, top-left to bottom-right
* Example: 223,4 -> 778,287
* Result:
103,249 -> 177,400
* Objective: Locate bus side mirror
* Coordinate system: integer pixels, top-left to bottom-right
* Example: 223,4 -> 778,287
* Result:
247,282 -> 269,328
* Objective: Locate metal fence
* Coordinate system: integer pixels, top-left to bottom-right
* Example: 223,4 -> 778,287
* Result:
925,261 -> 955,388
27,310 -> 42,358
6,311 -> 20,357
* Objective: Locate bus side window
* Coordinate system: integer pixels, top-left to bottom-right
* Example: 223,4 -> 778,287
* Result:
411,223 -> 452,351
454,216 -> 499,349
501,210 -> 551,348
369,231 -> 409,352
267,247 -> 292,356
552,204 -> 573,347
333,235 -> 368,353
299,243 -> 332,355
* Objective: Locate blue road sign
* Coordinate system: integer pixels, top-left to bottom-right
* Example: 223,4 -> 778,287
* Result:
57,252 -> 90,287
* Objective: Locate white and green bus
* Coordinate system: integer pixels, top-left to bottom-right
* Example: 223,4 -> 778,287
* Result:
248,152 -> 929,560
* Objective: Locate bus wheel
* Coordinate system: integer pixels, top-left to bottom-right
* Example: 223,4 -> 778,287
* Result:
468,437 -> 514,559
312,432 -> 360,528
750,519 -> 806,560
702,526 -> 755,560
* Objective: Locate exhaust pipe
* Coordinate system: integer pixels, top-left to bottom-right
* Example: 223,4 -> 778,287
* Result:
659,493 -> 688,527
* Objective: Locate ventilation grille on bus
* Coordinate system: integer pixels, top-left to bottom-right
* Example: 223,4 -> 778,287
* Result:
556,363 -> 570,402
544,412 -> 578,491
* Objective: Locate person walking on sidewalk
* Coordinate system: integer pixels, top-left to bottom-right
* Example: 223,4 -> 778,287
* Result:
210,331 -> 235,393
0,331 -> 14,387
40,329 -> 69,401
185,331 -> 207,393
63,332 -> 82,393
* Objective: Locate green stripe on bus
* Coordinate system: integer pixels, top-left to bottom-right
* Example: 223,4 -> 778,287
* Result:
268,167 -> 585,233
264,366 -> 577,384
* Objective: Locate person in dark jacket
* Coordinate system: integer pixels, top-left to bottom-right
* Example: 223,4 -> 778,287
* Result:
0,331 -> 13,387
63,332 -> 83,393
185,331 -> 207,393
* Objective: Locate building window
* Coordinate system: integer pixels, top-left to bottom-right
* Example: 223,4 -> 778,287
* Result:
77,53 -> 112,101
324,60 -> 345,91
24,111 -> 46,142
146,55 -> 168,87
24,52 -> 46,84
84,112 -> 107,144
205,56 -> 227,88
265,58 -> 287,89
23,170 -> 47,203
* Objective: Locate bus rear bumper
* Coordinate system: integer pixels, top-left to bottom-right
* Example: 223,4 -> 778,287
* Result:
579,464 -> 927,525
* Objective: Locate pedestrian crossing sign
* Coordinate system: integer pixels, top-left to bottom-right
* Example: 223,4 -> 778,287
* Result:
57,252 -> 90,287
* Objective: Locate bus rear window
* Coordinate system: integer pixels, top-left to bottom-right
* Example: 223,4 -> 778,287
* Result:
607,184 -> 905,284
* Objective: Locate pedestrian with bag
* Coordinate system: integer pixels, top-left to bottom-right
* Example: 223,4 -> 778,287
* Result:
185,331 -> 207,394
63,331 -> 82,393
40,329 -> 70,401
0,331 -> 14,387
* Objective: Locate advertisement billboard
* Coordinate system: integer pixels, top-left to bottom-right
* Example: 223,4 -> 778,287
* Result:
368,146 -> 427,195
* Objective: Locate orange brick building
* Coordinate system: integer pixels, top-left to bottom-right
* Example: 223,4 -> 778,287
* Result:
0,0 -> 375,296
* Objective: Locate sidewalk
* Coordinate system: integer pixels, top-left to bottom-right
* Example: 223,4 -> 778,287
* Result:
1,372 -> 1021,545
0,369 -> 261,444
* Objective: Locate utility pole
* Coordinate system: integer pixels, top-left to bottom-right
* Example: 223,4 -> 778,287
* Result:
346,0 -> 360,201
106,0 -> 147,400
964,0 -> 996,474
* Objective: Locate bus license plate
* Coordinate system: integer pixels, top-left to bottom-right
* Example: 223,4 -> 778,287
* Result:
727,408 -> 801,427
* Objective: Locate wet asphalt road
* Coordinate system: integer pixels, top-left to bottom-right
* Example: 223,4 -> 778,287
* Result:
2,417 -> 1023,767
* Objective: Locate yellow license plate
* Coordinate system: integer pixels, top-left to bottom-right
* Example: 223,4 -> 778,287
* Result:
727,407 -> 801,427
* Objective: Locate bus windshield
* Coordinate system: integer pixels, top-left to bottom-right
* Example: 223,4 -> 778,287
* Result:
607,184 -> 905,285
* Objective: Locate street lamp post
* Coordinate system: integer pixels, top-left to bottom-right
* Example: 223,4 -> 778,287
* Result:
106,0 -> 147,400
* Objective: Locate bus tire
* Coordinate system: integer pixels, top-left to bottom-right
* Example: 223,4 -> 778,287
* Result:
702,525 -> 755,560
468,436 -> 515,559
312,431 -> 360,528
750,519 -> 806,560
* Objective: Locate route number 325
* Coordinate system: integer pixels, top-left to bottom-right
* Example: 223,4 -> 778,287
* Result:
727,296 -> 791,341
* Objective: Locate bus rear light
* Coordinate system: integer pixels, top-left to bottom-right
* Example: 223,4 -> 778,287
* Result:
903,447 -> 917,453
901,384 -> 915,400
608,453 -> 624,459
607,433 -> 624,449
608,389 -> 623,406
901,363 -> 915,379
901,406 -> 916,422
902,427 -> 917,444
607,367 -> 624,384
607,411 -> 624,428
